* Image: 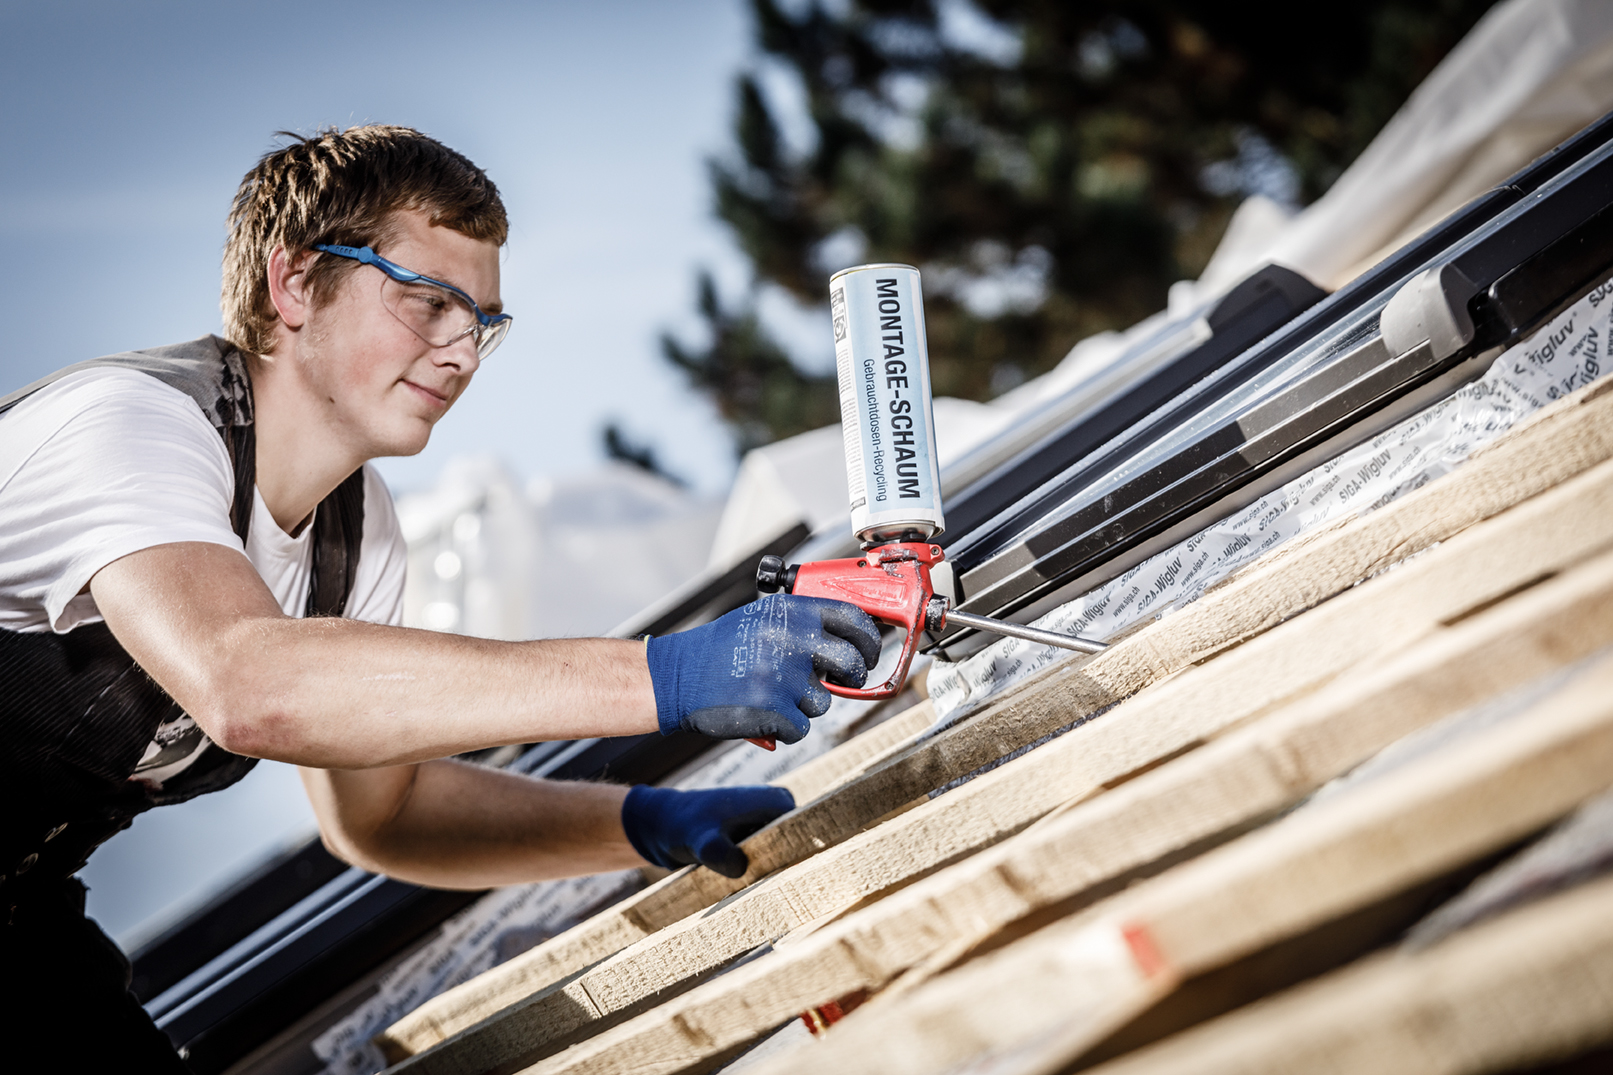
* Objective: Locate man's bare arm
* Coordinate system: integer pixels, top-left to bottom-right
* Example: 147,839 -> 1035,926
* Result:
90,542 -> 660,769
300,762 -> 643,888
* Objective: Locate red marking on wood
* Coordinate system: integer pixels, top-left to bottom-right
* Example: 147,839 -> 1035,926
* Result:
1122,922 -> 1169,979
798,989 -> 870,1036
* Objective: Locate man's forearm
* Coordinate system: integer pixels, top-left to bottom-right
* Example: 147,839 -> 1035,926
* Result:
213,617 -> 660,766
91,542 -> 660,768
303,760 -> 644,888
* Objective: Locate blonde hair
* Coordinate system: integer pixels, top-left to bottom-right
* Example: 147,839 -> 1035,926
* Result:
221,125 -> 508,355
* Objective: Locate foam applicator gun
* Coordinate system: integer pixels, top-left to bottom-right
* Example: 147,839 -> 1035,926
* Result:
756,540 -> 1105,705
741,264 -> 1104,750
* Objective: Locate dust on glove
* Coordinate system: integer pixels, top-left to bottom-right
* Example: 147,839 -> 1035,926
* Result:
645,594 -> 881,744
621,784 -> 795,878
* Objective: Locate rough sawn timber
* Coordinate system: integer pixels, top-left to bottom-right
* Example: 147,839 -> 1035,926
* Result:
378,700 -> 940,1062
383,376 -> 1613,1064
422,458 -> 1613,1074
1082,875 -> 1613,1075
739,644 -> 1613,1075
774,699 -> 939,805
515,542 -> 1613,1075
475,455 -> 1613,1071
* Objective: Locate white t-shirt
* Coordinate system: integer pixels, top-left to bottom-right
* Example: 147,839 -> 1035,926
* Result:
0,367 -> 407,784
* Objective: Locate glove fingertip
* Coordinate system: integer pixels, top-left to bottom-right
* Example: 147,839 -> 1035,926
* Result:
799,683 -> 832,720
815,637 -> 871,690
858,627 -> 883,666
698,836 -> 750,879
835,605 -> 884,667
776,714 -> 811,744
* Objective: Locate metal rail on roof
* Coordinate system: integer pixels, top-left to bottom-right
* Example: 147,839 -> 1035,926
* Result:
931,112 -> 1613,656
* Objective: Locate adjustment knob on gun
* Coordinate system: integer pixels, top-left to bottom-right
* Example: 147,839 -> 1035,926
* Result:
755,555 -> 798,594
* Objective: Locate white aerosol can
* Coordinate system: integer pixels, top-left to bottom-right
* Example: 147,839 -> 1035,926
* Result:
830,263 -> 945,545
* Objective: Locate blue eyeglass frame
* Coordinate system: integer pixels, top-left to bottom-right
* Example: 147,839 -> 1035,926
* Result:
313,243 -> 513,357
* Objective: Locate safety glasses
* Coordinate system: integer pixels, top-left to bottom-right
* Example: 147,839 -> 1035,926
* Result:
314,243 -> 513,360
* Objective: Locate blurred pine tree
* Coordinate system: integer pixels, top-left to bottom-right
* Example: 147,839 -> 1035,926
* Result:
663,0 -> 1497,454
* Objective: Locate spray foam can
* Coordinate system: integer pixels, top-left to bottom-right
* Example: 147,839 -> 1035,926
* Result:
829,263 -> 945,545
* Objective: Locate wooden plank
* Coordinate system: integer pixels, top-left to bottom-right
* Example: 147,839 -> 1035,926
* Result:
564,457 -> 1613,1026
379,701 -> 938,1062
733,642 -> 1613,1075
774,700 -> 937,805
384,377 -> 1613,1062
729,373 -> 1613,887
396,426 -> 1613,1072
510,546 -> 1613,1075
1082,876 -> 1613,1075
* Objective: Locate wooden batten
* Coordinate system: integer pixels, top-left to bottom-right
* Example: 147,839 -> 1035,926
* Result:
1083,875 -> 1613,1075
373,378 -> 1613,1075
380,700 -> 942,1062
507,546 -> 1613,1075
382,377 -> 1613,1066
375,700 -> 935,1058
738,647 -> 1613,1075
774,699 -> 939,805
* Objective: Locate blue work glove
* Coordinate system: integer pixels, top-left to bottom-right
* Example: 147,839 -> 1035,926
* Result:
621,784 -> 795,878
646,594 -> 882,744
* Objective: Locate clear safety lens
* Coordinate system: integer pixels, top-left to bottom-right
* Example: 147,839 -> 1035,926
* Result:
381,276 -> 478,347
474,314 -> 512,360
379,277 -> 511,360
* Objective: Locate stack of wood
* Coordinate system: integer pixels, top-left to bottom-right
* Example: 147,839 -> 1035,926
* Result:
370,331 -> 1613,1074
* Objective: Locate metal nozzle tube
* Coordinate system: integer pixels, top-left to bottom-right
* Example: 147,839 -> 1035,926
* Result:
944,607 -> 1107,654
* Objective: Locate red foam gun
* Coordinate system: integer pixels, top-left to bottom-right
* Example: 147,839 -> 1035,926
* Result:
743,541 -> 1106,749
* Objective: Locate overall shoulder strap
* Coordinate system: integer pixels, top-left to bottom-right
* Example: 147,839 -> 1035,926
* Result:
3,336 -> 366,612
0,336 -> 253,429
306,469 -> 367,617
0,336 -> 258,541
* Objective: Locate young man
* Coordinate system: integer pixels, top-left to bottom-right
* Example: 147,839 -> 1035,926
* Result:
0,126 -> 878,1067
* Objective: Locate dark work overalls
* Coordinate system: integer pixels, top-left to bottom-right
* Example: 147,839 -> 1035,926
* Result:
0,337 -> 366,1069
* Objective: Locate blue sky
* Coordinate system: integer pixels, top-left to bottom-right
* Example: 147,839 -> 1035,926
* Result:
0,0 -> 767,943
1,0 -> 757,496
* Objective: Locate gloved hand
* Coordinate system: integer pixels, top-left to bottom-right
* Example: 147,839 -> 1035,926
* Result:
646,594 -> 882,744
621,784 -> 795,878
